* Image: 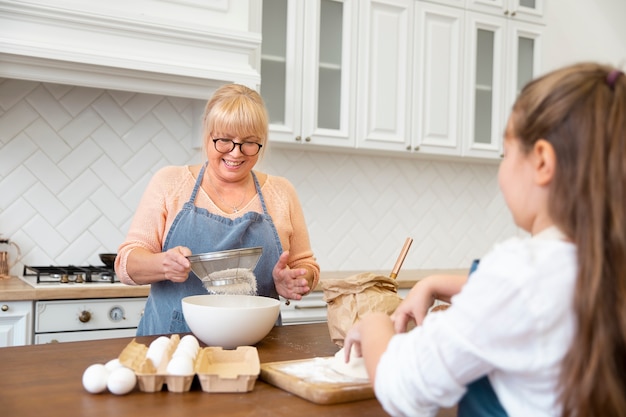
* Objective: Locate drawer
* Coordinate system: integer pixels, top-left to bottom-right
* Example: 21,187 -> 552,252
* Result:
280,288 -> 412,325
280,291 -> 327,325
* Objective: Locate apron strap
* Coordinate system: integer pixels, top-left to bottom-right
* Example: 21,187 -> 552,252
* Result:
251,171 -> 268,214
188,162 -> 208,204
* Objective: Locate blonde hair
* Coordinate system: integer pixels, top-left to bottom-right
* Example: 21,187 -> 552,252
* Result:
512,62 -> 626,417
202,84 -> 269,157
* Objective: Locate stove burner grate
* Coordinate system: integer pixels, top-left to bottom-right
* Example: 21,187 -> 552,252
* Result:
23,265 -> 117,284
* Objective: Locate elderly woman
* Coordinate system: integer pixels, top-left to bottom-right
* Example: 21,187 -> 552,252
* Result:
115,84 -> 320,336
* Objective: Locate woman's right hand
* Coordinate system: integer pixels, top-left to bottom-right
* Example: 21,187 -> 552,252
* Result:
161,246 -> 192,282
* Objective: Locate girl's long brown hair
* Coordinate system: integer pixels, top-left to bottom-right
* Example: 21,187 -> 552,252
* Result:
512,63 -> 626,417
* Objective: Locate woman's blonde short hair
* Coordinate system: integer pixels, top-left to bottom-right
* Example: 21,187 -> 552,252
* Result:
202,84 -> 269,157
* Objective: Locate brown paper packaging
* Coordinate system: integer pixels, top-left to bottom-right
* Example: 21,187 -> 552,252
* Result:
321,272 -> 403,347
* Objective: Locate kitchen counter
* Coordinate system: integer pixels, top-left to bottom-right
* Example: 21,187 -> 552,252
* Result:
0,276 -> 150,301
0,322 -> 457,417
0,269 -> 467,301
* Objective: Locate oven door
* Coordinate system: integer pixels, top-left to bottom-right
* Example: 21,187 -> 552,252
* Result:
34,297 -> 147,344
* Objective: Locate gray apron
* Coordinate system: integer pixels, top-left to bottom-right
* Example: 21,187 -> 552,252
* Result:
136,163 -> 283,336
457,259 -> 508,417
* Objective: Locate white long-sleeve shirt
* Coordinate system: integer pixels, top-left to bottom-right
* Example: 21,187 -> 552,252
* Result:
376,228 -> 576,417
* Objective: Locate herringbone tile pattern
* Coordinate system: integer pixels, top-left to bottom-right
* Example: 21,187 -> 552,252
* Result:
0,78 -> 517,276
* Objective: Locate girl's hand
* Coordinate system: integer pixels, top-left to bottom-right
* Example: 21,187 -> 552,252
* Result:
272,251 -> 310,301
391,280 -> 435,332
343,322 -> 365,363
391,274 -> 467,333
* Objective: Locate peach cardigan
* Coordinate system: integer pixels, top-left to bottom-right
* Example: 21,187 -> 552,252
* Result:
116,165 -> 320,287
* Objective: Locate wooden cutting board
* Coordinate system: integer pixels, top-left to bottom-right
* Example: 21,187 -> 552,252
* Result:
260,357 -> 374,404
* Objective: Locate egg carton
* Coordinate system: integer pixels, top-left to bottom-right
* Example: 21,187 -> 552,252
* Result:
117,337 -> 261,394
195,346 -> 260,393
118,334 -> 196,393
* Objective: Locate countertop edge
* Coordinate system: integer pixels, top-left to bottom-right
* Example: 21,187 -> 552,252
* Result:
0,269 -> 468,301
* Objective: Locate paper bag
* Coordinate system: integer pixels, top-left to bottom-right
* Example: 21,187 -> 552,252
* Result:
321,272 -> 403,347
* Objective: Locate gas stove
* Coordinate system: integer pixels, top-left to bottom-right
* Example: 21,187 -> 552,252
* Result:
21,265 -> 120,286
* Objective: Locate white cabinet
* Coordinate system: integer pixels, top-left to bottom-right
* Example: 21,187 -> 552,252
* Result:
463,10 -> 542,158
0,301 -> 33,347
412,2 -> 465,156
466,0 -> 544,23
355,0 -> 414,152
261,0 -> 542,160
261,0 -> 358,148
413,0 -> 542,160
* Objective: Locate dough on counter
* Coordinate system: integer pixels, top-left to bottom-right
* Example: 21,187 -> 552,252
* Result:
330,346 -> 369,380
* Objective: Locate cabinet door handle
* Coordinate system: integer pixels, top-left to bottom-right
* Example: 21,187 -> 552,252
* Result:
295,135 -> 302,142
304,136 -> 311,142
414,145 -> 420,151
1,304 -> 8,312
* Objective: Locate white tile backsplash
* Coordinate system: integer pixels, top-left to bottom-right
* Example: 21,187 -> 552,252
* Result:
0,78 -> 518,276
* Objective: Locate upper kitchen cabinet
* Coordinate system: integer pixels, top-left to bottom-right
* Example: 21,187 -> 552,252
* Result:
260,0 -> 543,160
466,0 -> 545,24
261,0 -> 358,148
411,2 -> 464,157
0,0 -> 262,99
463,10 -> 542,159
355,0 -> 414,152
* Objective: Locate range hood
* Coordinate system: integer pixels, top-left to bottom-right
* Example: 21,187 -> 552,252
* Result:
0,0 -> 262,99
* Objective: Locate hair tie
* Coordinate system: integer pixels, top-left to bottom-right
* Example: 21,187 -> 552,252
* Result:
606,69 -> 624,90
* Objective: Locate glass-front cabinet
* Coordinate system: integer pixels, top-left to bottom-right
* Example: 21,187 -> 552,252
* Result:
261,0 -> 357,147
463,10 -> 542,158
261,0 -> 543,160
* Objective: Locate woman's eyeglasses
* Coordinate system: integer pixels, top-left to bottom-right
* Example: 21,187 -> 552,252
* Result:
212,138 -> 263,156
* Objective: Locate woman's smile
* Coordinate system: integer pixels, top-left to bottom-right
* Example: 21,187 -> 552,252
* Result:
222,158 -> 245,168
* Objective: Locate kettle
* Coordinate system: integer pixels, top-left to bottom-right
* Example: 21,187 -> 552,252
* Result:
0,237 -> 21,279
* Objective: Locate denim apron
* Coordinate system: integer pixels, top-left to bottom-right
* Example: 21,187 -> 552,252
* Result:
457,259 -> 508,417
136,163 -> 283,336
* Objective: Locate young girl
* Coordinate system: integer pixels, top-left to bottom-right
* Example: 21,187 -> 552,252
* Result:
343,63 -> 626,417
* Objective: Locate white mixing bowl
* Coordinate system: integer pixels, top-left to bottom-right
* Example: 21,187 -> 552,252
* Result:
182,294 -> 280,348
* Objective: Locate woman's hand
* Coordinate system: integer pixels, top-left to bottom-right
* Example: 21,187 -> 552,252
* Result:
272,251 -> 310,301
161,246 -> 192,283
126,246 -> 192,284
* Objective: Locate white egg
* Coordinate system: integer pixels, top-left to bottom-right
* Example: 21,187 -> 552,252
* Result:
180,335 -> 199,349
82,363 -> 109,394
173,343 -> 198,360
166,356 -> 194,376
150,336 -> 170,348
105,358 -> 125,372
107,367 -> 137,395
146,344 -> 168,368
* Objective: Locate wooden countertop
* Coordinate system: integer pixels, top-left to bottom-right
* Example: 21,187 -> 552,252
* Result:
0,276 -> 150,301
0,322 -> 457,417
0,269 -> 468,301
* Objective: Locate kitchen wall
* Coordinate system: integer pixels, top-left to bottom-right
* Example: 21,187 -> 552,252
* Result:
542,0 -> 626,70
0,78 -> 516,275
2,0 -> 625,276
